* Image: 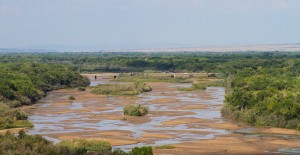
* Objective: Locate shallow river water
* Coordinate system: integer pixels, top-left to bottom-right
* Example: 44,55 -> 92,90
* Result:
24,74 -> 300,154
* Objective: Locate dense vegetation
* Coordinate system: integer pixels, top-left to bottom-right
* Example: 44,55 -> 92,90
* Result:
222,66 -> 300,129
2,51 -> 299,73
0,63 -> 90,107
123,104 -> 149,116
91,82 -> 152,96
0,62 -> 90,130
0,130 -> 152,155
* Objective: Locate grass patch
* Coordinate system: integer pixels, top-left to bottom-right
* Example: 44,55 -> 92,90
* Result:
0,120 -> 34,129
178,83 -> 207,91
123,104 -> 149,116
91,82 -> 152,96
57,139 -> 112,154
178,78 -> 224,91
0,103 -> 33,130
111,74 -> 192,83
156,145 -> 176,149
205,80 -> 225,87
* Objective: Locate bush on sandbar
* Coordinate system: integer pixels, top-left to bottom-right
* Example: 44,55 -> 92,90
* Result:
123,104 -> 149,116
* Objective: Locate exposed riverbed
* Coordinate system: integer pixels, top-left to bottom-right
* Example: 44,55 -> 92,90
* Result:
22,73 -> 300,154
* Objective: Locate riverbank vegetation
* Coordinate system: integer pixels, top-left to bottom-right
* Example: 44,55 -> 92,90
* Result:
0,130 -> 152,155
91,82 -> 151,96
0,103 -> 33,130
0,63 -> 90,107
131,146 -> 153,155
0,62 -> 90,130
57,139 -> 112,154
123,104 -> 149,116
222,66 -> 300,129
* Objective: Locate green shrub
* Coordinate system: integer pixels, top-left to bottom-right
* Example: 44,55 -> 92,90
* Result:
0,131 -> 151,155
69,96 -> 76,100
78,87 -> 86,91
4,100 -> 22,108
131,146 -> 153,155
112,149 -> 128,155
123,104 -> 149,116
0,103 -> 28,120
0,131 -> 58,155
286,119 -> 300,130
57,139 -> 112,154
141,85 -> 152,92
18,129 -> 26,139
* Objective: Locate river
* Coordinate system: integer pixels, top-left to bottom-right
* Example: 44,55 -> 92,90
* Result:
23,73 -> 300,154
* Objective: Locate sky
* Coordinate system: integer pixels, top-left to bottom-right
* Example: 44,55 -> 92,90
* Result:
0,0 -> 299,51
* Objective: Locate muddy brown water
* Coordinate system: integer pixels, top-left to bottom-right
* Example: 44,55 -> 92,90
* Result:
23,74 -> 300,154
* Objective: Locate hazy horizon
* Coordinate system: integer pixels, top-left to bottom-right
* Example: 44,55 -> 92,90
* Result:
0,0 -> 300,51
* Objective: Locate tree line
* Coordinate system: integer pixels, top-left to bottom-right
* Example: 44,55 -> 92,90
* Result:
0,62 -> 90,130
1,51 -> 300,130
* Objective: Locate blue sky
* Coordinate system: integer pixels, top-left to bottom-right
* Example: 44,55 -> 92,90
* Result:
0,0 -> 299,50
